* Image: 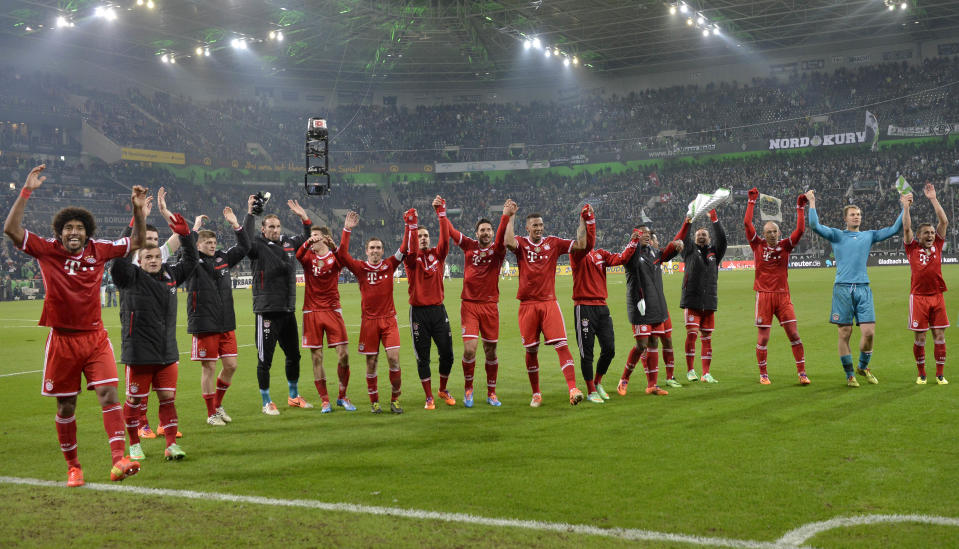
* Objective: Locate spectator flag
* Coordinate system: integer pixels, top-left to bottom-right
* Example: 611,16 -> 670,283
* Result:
649,172 -> 661,187
759,193 -> 783,222
895,174 -> 913,195
865,111 -> 880,151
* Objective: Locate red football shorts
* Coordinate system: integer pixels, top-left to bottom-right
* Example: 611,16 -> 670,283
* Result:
358,316 -> 401,355
41,328 -> 118,397
125,362 -> 179,398
518,300 -> 567,347
302,310 -> 349,348
191,331 -> 238,361
662,314 -> 673,334
684,308 -> 716,332
754,292 -> 797,327
632,322 -> 666,339
461,301 -> 499,342
908,293 -> 950,332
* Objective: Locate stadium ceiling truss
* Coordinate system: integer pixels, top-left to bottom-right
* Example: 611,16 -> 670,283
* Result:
3,0 -> 959,87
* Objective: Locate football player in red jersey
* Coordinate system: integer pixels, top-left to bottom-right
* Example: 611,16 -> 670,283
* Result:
504,202 -> 592,406
443,200 -> 511,407
296,212 -> 357,413
570,208 -> 640,402
744,188 -> 810,385
903,183 -> 950,385
328,210 -> 416,414
4,165 -> 147,486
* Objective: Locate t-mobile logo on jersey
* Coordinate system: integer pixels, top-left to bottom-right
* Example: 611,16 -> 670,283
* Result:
918,250 -> 933,265
526,250 -> 541,263
63,258 -> 82,276
762,248 -> 781,262
367,272 -> 380,285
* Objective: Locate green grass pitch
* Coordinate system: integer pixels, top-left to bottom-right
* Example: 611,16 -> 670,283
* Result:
1,265 -> 957,547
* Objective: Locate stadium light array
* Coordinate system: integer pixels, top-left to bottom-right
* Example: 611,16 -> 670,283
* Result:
54,15 -> 75,28
563,57 -> 570,67
670,5 -> 677,15
533,37 -> 542,49
94,6 -> 118,21
524,39 -> 532,49
160,53 -> 169,63
544,48 -> 550,58
680,3 -> 688,13
686,17 -> 693,26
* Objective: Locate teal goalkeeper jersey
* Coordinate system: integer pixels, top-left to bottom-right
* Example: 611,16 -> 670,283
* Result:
808,208 -> 903,284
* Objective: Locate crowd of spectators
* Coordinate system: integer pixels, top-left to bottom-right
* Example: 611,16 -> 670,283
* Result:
3,57 -> 959,166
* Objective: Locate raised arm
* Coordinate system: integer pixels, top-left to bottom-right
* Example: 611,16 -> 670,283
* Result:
503,199 -> 519,251
332,213 -> 361,273
129,186 -> 148,252
4,165 -> 46,248
675,216 -> 693,255
444,212 -> 465,248
224,208 -> 254,267
156,188 -> 186,255
710,210 -> 727,260
607,231 -> 640,266
400,208 -> 418,260
297,234 -> 320,265
873,195 -> 908,243
790,193 -> 808,245
288,199 -> 313,247
902,192 -> 914,244
805,190 -> 842,243
925,182 -> 948,238
570,204 -> 594,252
433,196 -> 450,258
744,187 -> 759,242
169,217 -> 199,284
244,194 -> 259,260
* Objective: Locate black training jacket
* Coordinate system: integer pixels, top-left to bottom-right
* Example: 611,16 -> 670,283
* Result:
112,234 -> 197,365
679,218 -> 727,311
246,219 -> 312,314
185,214 -> 254,334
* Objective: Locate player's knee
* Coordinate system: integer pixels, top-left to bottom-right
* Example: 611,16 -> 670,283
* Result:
599,348 -> 615,362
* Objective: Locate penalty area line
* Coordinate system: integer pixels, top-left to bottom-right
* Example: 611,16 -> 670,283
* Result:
777,513 -> 959,545
0,476 -> 777,548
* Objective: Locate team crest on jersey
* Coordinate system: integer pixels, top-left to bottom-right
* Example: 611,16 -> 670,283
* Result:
84,256 -> 96,264
327,258 -> 334,265
479,251 -> 487,258
45,378 -> 54,392
130,382 -> 140,394
544,244 -> 550,251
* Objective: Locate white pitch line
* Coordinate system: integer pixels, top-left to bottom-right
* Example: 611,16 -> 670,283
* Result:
777,514 -> 959,546
0,475 -> 781,548
0,369 -> 42,378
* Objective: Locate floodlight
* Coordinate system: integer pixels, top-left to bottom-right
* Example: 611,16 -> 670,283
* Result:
56,16 -> 67,27
680,3 -> 688,13
686,18 -> 693,26
160,54 -> 169,63
105,7 -> 117,21
269,30 -> 276,39
170,55 -> 176,64
204,47 -> 211,56
94,6 -> 104,17
572,56 -> 579,65
697,15 -> 705,25
900,1 -> 908,9
888,4 -> 895,10
702,29 -> 709,37
713,26 -> 720,35
669,5 -> 677,15
532,37 -> 541,49
544,48 -> 551,57
554,47 -> 560,56
276,31 -> 284,41
147,0 -> 155,8
196,46 -> 203,55
563,57 -> 570,67
137,0 -> 143,5
524,39 -> 532,49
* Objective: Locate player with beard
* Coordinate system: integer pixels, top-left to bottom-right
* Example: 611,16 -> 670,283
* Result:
504,204 -> 591,407
247,200 -> 314,415
113,211 -> 197,461
679,209 -> 726,383
328,210 -> 417,414
296,213 -> 358,413
569,206 -> 641,402
617,223 -> 684,396
744,188 -> 810,385
902,183 -> 949,385
443,200 -> 511,407
3,165 -> 146,486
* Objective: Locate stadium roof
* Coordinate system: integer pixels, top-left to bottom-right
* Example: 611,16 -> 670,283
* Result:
3,0 -> 959,88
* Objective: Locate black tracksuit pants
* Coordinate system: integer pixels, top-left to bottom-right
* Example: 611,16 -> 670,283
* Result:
255,311 -> 301,390
409,305 -> 454,381
575,304 -> 616,383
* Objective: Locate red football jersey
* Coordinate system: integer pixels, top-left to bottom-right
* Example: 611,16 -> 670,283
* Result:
447,217 -> 506,303
405,219 -> 449,306
335,228 -> 405,319
20,230 -> 130,331
513,235 -> 574,302
906,235 -> 947,295
297,243 -> 343,312
571,242 -> 637,305
749,233 -> 796,293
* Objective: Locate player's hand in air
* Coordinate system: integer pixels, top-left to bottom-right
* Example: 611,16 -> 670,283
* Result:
797,193 -> 809,208
924,182 -> 937,200
747,187 -> 759,203
168,213 -> 191,236
432,195 -> 447,215
344,211 -> 359,230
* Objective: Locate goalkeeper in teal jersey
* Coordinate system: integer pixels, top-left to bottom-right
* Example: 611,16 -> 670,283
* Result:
805,190 -> 911,386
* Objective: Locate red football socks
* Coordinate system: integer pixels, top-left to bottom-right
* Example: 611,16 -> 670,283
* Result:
101,404 -> 126,464
525,352 -> 541,394
55,414 -> 80,468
